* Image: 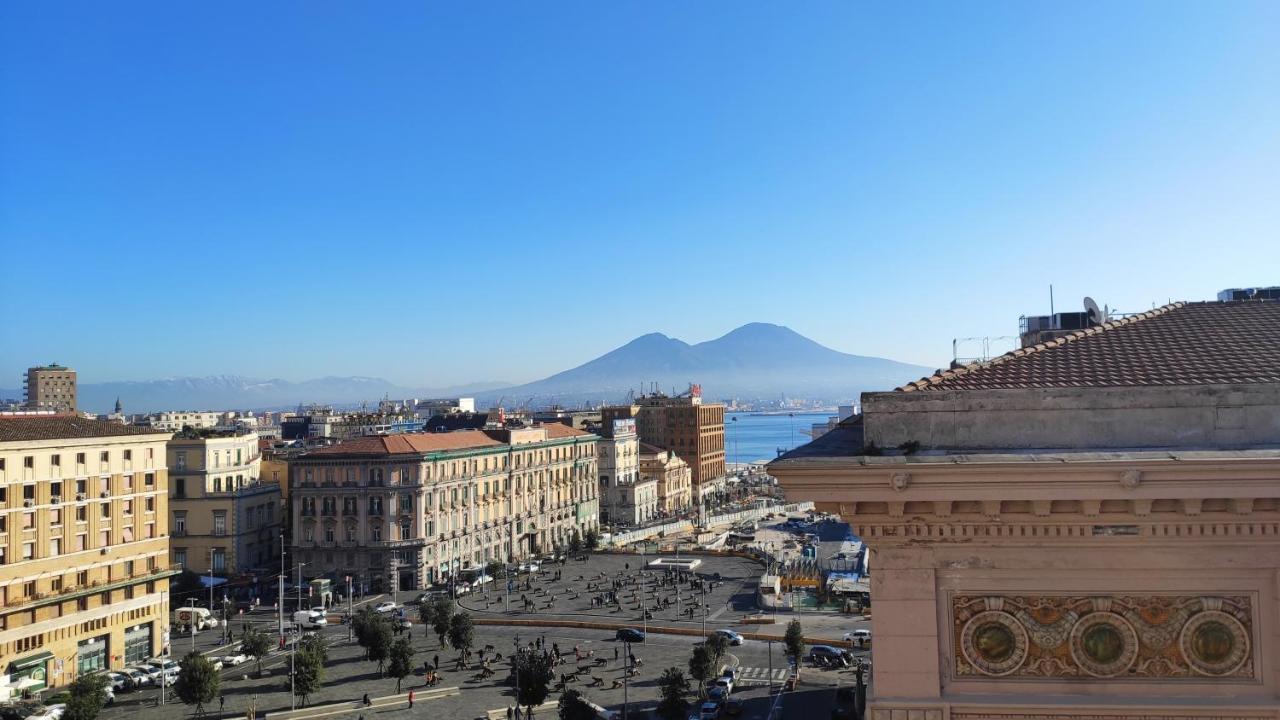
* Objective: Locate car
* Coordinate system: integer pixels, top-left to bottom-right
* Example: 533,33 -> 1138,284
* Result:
310,606 -> 327,615
843,629 -> 872,643
708,686 -> 730,702
518,562 -> 540,574
374,601 -> 398,614
699,701 -> 722,720
220,653 -> 249,666
810,645 -> 852,666
121,668 -> 150,687
135,664 -> 163,683
102,686 -> 115,706
614,628 -> 646,643
722,699 -> 744,717
104,671 -> 131,692
712,675 -> 735,694
30,704 -> 65,720
396,618 -> 413,630
713,629 -> 743,646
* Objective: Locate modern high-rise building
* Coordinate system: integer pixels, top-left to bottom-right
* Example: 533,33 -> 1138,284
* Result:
0,416 -> 174,693
603,384 -> 725,504
168,429 -> 280,576
289,423 -> 600,592
23,364 -> 77,413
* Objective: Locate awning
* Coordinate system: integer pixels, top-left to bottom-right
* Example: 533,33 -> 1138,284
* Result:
10,651 -> 53,672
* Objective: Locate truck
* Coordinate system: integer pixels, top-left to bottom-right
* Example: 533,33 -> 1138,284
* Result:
173,606 -> 218,632
293,609 -> 328,629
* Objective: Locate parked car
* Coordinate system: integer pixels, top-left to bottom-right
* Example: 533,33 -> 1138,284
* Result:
708,686 -> 730,702
29,704 -> 65,720
220,653 -> 249,666
713,629 -> 744,646
614,628 -> 646,643
843,629 -> 872,643
698,701 -> 722,720
374,601 -> 398,614
396,618 -> 413,630
121,668 -> 150,687
518,562 -> 540,574
104,671 -> 131,692
722,699 -> 744,717
712,675 -> 735,694
810,645 -> 853,666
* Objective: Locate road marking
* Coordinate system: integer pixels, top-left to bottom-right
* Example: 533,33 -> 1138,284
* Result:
733,666 -> 788,685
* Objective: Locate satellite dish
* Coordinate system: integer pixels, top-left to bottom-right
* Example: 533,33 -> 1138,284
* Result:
1084,297 -> 1103,325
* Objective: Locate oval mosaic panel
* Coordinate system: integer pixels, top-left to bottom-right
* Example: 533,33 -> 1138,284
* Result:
1069,612 -> 1139,677
960,610 -> 1029,676
1179,610 -> 1250,677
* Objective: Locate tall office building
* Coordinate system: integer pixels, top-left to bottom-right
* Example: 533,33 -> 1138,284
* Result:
23,365 -> 77,413
603,384 -> 725,504
0,416 -> 174,693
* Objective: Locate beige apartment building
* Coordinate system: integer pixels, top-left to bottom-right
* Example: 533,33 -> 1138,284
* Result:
639,443 -> 692,515
168,430 -> 279,576
291,424 -> 600,593
596,419 -> 657,526
769,300 -> 1280,720
23,365 -> 77,413
0,416 -> 174,694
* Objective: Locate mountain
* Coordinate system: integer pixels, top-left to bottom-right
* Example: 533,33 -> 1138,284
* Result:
0,376 -> 510,415
473,323 -> 933,405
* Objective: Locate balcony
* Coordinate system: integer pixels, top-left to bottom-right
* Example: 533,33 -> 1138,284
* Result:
1,563 -> 180,613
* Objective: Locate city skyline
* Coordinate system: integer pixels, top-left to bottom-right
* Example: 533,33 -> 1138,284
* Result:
4,2 -> 1279,387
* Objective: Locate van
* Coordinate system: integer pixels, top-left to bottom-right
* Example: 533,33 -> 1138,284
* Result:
293,610 -> 328,629
173,606 -> 217,631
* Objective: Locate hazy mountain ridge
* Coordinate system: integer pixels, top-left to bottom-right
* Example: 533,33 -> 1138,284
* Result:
6,323 -> 932,413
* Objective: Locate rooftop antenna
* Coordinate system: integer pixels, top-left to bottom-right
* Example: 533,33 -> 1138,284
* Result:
1050,284 -> 1055,316
1083,296 -> 1103,325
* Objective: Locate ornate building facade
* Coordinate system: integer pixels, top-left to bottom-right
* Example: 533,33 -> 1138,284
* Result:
770,301 -> 1280,720
290,423 -> 599,592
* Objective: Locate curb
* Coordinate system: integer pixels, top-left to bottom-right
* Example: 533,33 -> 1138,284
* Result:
263,685 -> 459,719
468,616 -> 849,648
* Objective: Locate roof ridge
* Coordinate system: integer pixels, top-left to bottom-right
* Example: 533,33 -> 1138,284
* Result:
896,301 -> 1187,393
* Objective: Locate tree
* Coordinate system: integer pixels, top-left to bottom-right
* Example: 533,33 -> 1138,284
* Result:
704,633 -> 728,668
430,594 -> 454,648
558,688 -> 595,720
784,618 -> 805,663
241,626 -> 273,676
486,559 -> 505,580
174,651 -> 220,716
688,645 -> 716,698
583,528 -> 599,550
448,612 -> 475,659
366,615 -> 394,673
293,635 -> 326,706
63,673 -> 109,720
655,667 -> 691,720
514,647 -> 555,719
387,637 -> 415,692
418,598 -> 436,638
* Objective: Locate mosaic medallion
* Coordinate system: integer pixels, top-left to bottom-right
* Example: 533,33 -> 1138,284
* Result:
1069,612 -> 1139,677
960,610 -> 1028,676
1179,610 -> 1250,677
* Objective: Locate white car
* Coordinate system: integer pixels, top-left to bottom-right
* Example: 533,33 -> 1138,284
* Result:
843,629 -> 872,642
220,652 -> 249,666
122,668 -> 150,687
31,704 -> 65,720
374,601 -> 398,614
518,562 -> 540,574
104,672 -> 130,691
712,629 -> 744,646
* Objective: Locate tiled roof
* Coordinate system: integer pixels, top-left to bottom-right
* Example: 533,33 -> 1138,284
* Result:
306,430 -> 504,457
541,423 -> 592,439
0,415 -> 171,442
899,300 -> 1280,392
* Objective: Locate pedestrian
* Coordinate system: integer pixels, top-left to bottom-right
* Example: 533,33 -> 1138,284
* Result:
219,695 -> 225,714
434,654 -> 440,672
614,647 -> 619,662
408,690 -> 414,708
362,693 -> 371,707
507,707 -> 513,720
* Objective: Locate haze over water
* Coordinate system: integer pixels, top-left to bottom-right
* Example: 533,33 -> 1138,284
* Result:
726,411 -> 829,466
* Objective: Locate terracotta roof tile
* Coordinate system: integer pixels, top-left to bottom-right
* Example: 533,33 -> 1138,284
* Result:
541,423 -> 592,439
899,300 -> 1280,392
0,415 -> 171,442
307,430 -> 504,457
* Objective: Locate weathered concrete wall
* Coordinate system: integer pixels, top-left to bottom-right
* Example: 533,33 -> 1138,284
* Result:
862,383 -> 1280,451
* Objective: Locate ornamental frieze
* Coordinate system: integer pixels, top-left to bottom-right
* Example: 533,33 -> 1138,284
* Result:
952,594 -> 1253,680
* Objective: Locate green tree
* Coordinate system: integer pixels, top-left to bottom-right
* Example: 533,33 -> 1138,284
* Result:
704,633 -> 728,668
431,594 -> 454,648
418,597 -> 436,638
485,559 -> 505,580
583,528 -> 599,550
514,647 -> 555,719
567,530 -> 582,553
366,615 -> 394,673
558,688 -> 595,720
688,645 -> 715,698
784,618 -> 805,662
387,637 -> 415,692
63,673 -> 109,720
241,626 -> 273,676
654,667 -> 691,720
174,651 -> 220,716
448,612 -> 475,659
293,635 -> 326,706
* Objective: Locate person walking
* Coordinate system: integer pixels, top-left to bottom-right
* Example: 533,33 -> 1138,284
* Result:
362,693 -> 371,707
219,695 -> 225,715
434,654 -> 440,673
408,690 -> 414,709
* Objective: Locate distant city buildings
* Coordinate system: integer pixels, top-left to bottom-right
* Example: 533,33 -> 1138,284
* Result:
23,363 -> 77,413
168,429 -> 280,576
289,422 -> 599,592
639,442 -> 692,516
0,416 -> 174,692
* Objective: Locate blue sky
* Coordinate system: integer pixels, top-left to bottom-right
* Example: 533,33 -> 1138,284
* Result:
3,1 -> 1278,389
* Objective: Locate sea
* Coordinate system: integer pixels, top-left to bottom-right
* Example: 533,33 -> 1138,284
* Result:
724,411 -> 832,466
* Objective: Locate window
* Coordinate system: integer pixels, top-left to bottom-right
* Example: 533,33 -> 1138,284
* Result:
24,456 -> 33,469
24,581 -> 36,596
345,525 -> 356,542
174,512 -> 186,535
76,506 -> 87,522
175,452 -> 186,471
76,534 -> 86,551
76,452 -> 85,465
145,497 -> 154,512
77,571 -> 88,585
174,549 -> 187,568
144,472 -> 155,487
76,479 -> 86,495
51,481 -> 62,498
23,485 -> 34,501
174,478 -> 185,497
100,451 -> 108,463
49,538 -> 60,556
100,503 -> 110,518
324,526 -> 334,543
23,543 -> 35,560
123,500 -> 133,515
123,450 -> 132,461
212,549 -> 226,573
99,530 -> 109,546
304,526 -> 314,542
52,454 -> 60,468
213,511 -> 226,536
371,524 -> 382,542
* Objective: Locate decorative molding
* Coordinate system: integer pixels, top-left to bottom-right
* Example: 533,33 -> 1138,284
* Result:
953,594 -> 1254,681
1120,469 -> 1143,490
891,472 -> 912,492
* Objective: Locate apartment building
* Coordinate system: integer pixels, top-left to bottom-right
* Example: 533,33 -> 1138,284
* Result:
639,443 -> 692,515
168,430 -> 278,576
23,365 -> 77,413
603,385 -> 725,503
290,423 -> 600,593
0,416 -> 173,693
596,419 -> 657,526
144,411 -> 221,432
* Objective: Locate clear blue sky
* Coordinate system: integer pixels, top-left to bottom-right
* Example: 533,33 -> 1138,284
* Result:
3,1 -> 1278,389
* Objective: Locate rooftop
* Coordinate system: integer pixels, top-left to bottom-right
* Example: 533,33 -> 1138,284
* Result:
900,300 -> 1280,392
303,422 -> 593,458
0,415 -> 169,442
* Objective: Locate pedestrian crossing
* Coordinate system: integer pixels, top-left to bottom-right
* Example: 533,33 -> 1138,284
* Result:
733,666 -> 790,685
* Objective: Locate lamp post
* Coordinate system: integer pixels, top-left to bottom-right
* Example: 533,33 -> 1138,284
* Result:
278,531 -> 286,642
346,575 -> 353,643
160,589 -> 169,705
291,562 -> 305,711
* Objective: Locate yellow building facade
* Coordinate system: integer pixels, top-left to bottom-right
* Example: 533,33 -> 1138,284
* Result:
0,416 -> 174,694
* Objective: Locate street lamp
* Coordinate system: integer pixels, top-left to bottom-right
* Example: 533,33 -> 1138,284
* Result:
291,561 -> 306,711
